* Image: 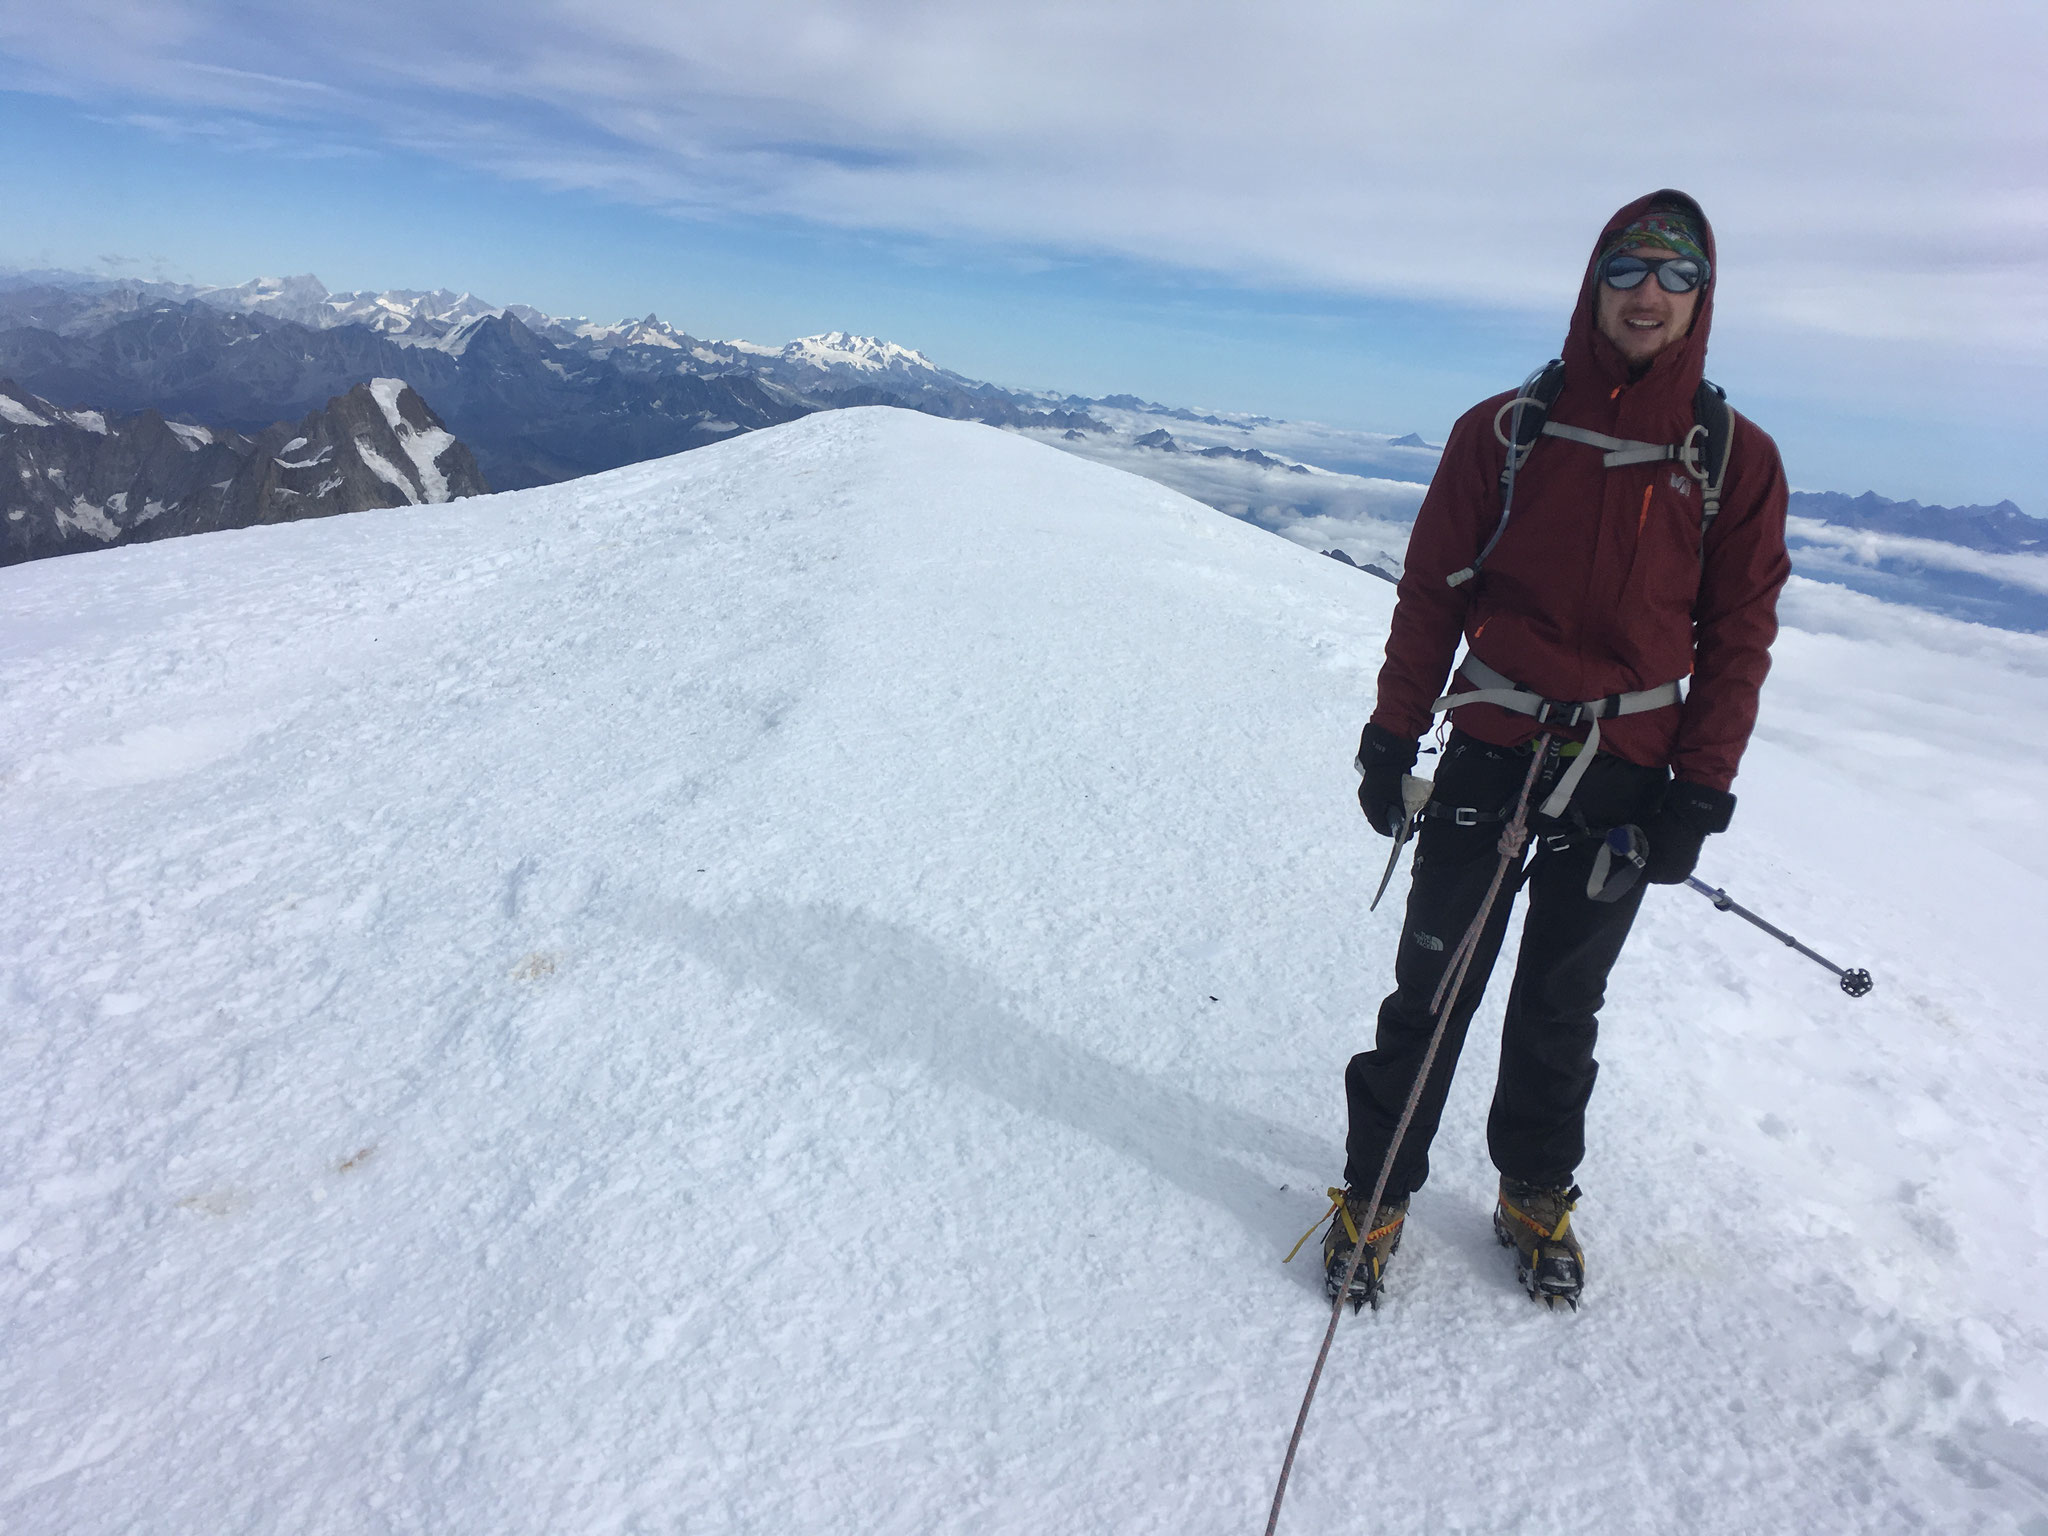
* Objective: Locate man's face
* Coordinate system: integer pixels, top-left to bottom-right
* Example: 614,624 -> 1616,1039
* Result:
1595,243 -> 1702,366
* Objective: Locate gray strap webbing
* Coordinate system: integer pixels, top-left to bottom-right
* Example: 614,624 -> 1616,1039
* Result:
1430,654 -> 1683,818
1540,421 -> 1680,468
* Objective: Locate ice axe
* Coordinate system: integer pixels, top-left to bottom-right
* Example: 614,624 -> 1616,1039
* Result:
1369,775 -> 1435,912
1685,876 -> 1874,997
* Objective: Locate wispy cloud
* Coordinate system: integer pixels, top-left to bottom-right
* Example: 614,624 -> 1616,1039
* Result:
93,109 -> 375,159
4,1 -> 2044,357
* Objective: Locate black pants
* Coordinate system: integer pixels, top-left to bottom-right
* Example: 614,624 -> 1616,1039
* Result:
1343,730 -> 1668,1199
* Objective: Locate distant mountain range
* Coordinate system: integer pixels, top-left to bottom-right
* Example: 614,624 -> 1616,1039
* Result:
0,273 -> 1100,497
1,269 -> 2039,631
1784,489 -> 2042,555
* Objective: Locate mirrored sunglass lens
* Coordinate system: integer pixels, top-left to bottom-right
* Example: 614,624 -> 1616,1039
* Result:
1603,257 -> 1650,289
1654,260 -> 1704,293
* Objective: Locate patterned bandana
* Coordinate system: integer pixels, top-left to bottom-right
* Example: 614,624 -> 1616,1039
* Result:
1601,209 -> 1708,267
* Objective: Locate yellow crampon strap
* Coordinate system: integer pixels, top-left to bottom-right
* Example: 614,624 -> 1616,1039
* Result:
1283,1187 -> 1351,1264
1499,1192 -> 1576,1243
1284,1187 -> 1404,1264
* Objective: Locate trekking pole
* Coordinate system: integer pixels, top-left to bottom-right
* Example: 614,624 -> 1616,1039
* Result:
1264,736 -> 1552,1536
1684,876 -> 1873,997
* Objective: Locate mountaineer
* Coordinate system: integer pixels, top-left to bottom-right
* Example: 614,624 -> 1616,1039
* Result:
1325,190 -> 1792,1310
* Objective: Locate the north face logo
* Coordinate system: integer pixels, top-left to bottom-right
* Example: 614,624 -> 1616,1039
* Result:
1412,930 -> 1444,952
1668,472 -> 1692,498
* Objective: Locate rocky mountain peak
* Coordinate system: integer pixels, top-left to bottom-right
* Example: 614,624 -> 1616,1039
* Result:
1,375 -> 487,566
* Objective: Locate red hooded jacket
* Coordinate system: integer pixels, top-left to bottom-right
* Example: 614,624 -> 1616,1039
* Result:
1370,191 -> 1790,793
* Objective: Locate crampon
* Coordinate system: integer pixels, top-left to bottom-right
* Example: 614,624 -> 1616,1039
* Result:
1493,1180 -> 1585,1311
1287,1186 -> 1407,1313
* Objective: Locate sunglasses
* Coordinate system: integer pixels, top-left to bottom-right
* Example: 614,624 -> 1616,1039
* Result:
1601,253 -> 1710,294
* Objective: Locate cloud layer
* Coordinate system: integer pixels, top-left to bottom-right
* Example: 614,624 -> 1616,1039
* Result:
6,1 -> 2045,359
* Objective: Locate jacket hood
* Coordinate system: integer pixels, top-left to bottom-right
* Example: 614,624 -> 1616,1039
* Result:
1561,189 -> 1717,403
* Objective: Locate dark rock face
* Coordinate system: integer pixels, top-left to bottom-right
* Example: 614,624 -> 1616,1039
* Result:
1093,394 -> 1261,428
1133,427 -> 1314,474
1,382 -> 249,563
1,378 -> 488,567
1196,443 -> 1308,474
1320,548 -> 1400,584
203,377 -> 490,534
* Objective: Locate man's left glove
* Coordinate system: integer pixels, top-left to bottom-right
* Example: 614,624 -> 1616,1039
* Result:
1355,723 -> 1419,837
1641,781 -> 1736,885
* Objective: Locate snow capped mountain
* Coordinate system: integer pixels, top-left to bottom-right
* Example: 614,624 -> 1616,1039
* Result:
777,330 -> 944,377
556,313 -> 692,351
323,288 -> 501,339
2,409 -> 2042,1532
191,273 -> 335,326
193,276 -> 504,340
165,275 -> 950,387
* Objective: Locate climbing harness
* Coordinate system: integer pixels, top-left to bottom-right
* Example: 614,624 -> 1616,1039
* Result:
1430,653 -> 1682,819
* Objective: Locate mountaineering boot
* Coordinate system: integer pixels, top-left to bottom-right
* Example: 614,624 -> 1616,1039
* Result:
1494,1178 -> 1586,1309
1319,1187 -> 1407,1312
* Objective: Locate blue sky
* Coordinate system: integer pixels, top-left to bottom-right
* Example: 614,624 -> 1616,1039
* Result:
2,2 -> 2044,511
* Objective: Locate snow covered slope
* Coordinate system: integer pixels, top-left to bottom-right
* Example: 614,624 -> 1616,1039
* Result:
2,409 -> 2043,1533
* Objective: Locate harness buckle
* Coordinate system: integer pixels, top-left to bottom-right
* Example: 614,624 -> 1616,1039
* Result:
1533,698 -> 1585,728
1452,806 -> 1480,827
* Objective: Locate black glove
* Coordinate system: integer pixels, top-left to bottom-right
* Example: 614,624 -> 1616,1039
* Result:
1641,781 -> 1735,885
1355,723 -> 1419,837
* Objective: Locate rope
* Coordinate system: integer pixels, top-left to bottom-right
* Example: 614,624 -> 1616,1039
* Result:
1262,734 -> 1554,1536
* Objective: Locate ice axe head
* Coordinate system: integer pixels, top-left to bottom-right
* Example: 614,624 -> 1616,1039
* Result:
1368,774 -> 1437,913
1400,773 -> 1432,824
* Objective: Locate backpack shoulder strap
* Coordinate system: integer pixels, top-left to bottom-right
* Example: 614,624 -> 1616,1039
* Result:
1448,360 -> 1564,589
1495,358 -> 1567,503
1688,378 -> 1735,556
